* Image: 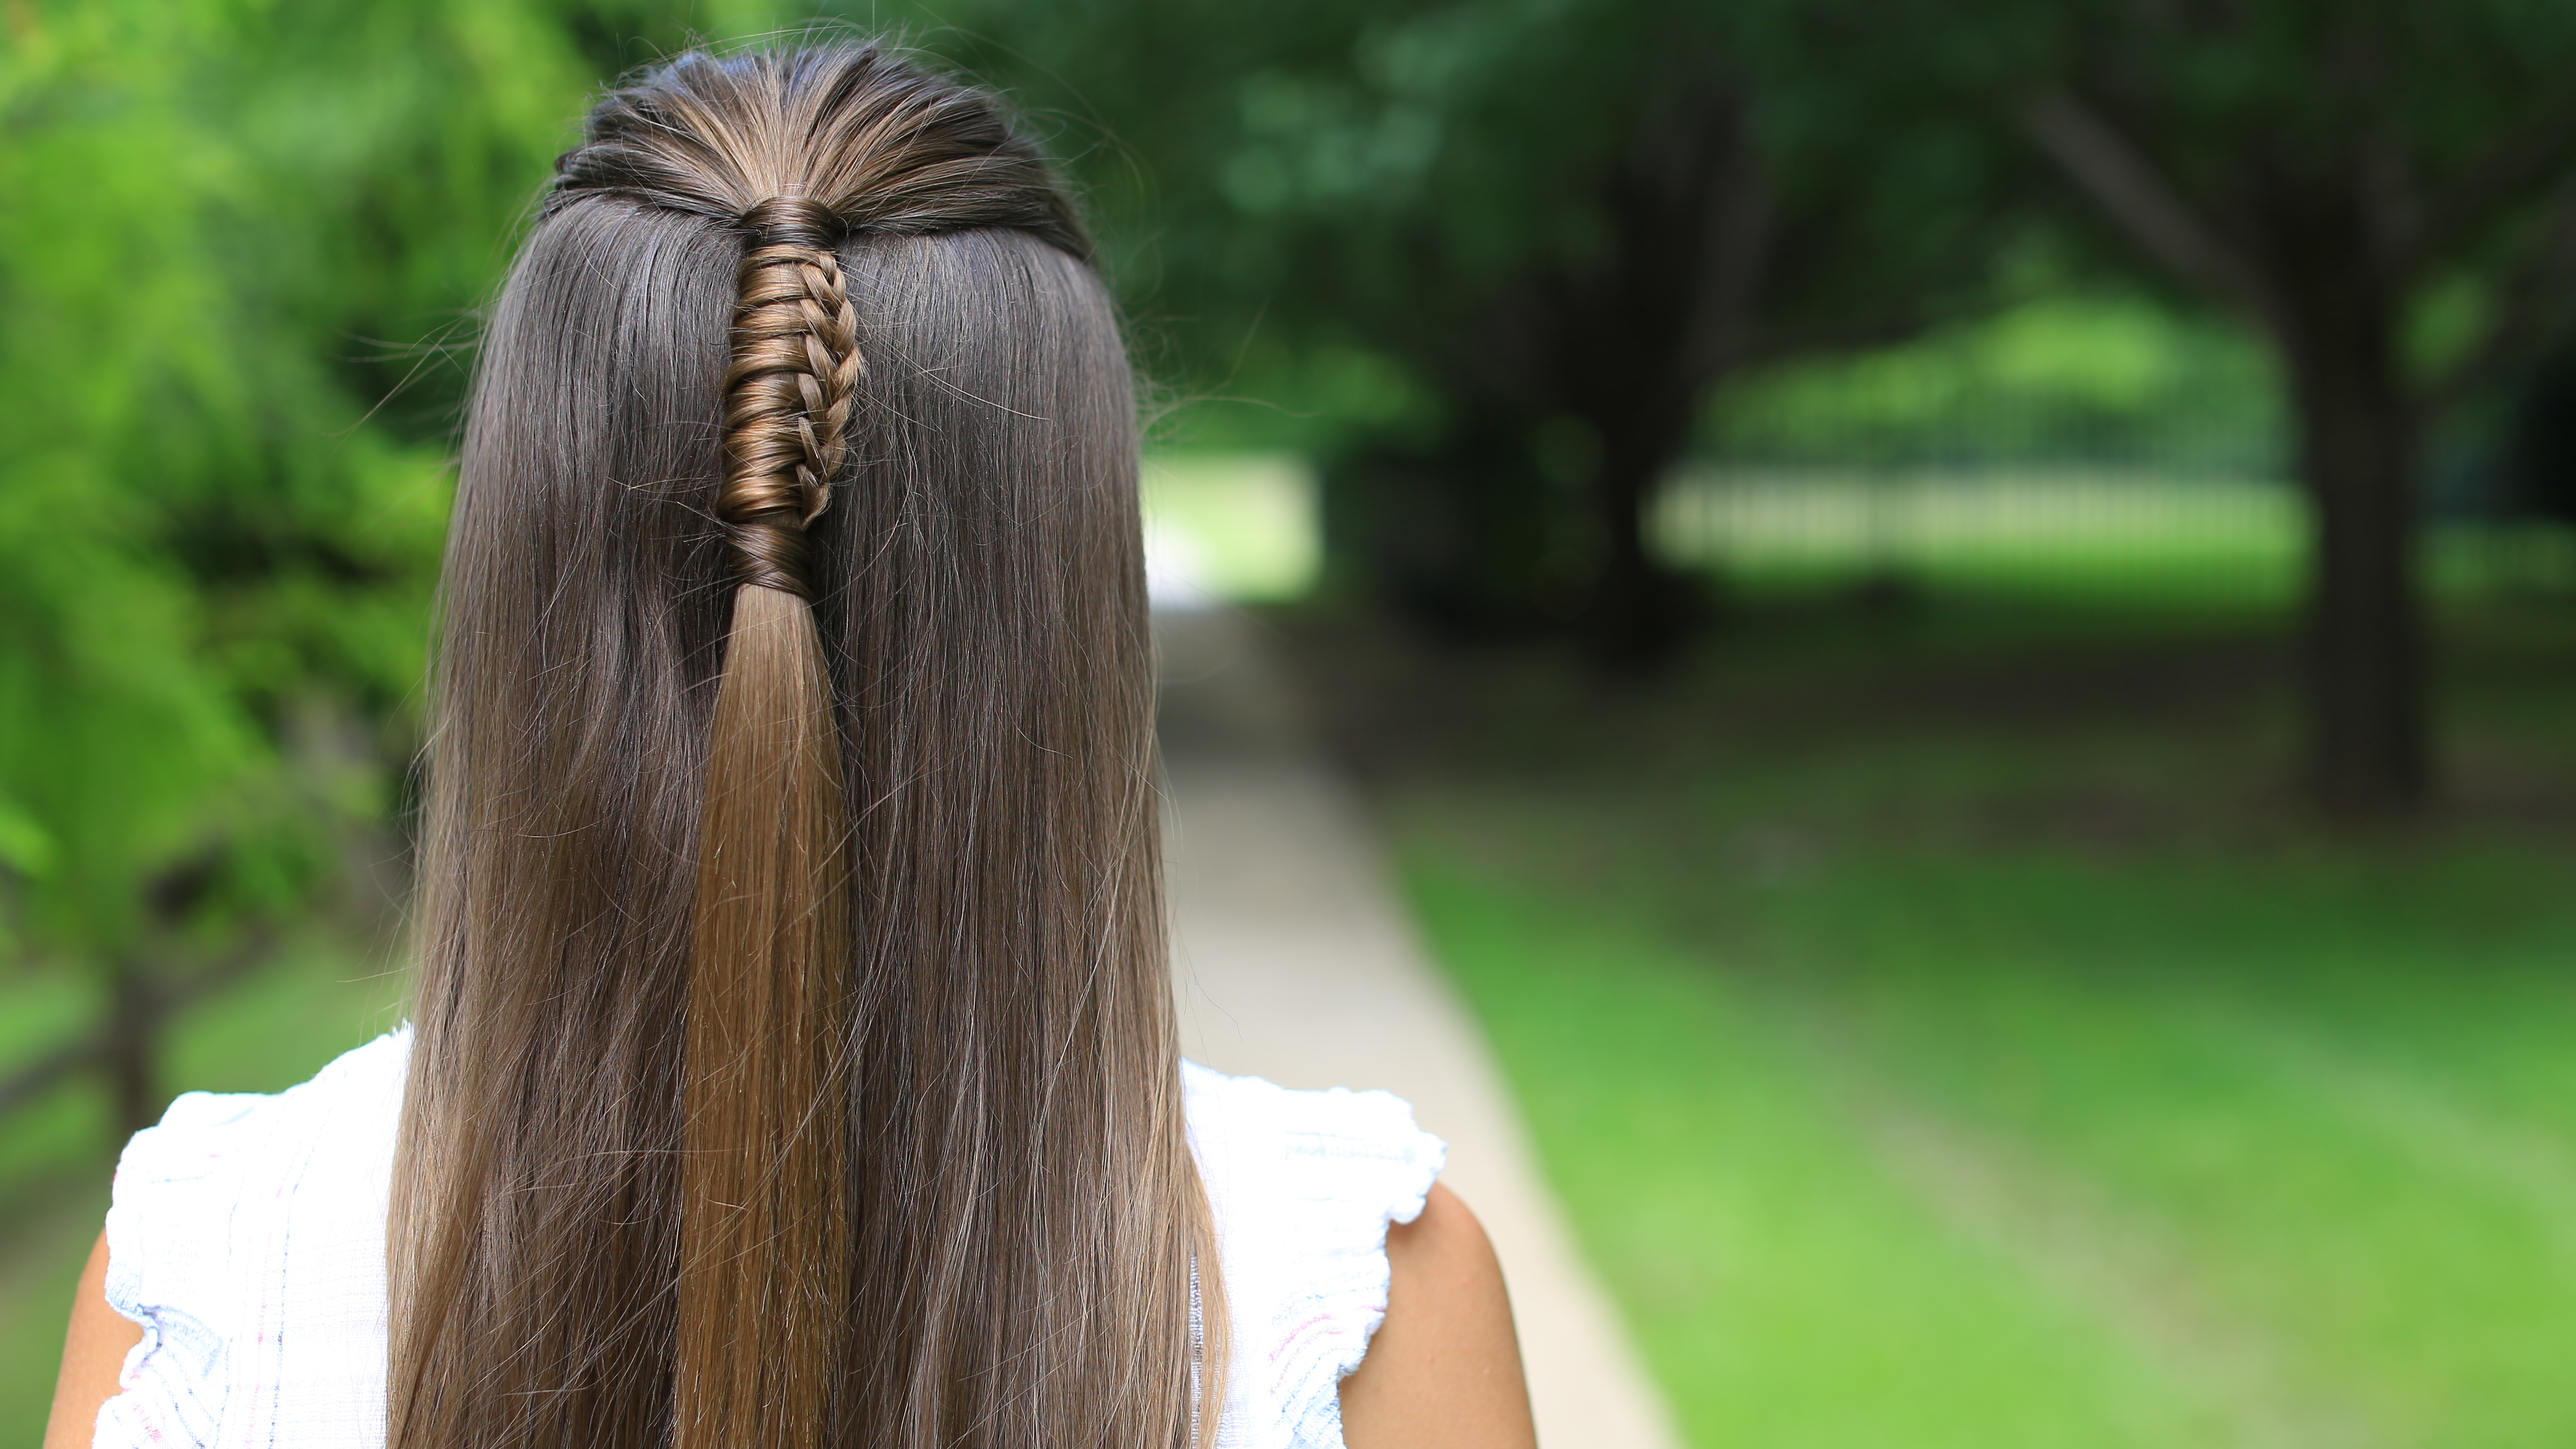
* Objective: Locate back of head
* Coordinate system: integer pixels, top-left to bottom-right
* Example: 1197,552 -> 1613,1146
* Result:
391,44 -> 1213,1449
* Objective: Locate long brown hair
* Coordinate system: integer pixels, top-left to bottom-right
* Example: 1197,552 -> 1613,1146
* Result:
388,44 -> 1220,1449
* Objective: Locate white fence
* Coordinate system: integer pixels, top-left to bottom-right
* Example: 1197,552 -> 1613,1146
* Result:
1654,466 -> 2305,581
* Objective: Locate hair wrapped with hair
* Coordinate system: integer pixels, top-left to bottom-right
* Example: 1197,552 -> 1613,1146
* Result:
721,198 -> 866,585
389,45 -> 1218,1449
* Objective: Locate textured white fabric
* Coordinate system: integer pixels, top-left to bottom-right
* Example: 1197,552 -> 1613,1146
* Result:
1182,1061 -> 1447,1449
97,1030 -> 407,1449
93,1031 -> 1444,1449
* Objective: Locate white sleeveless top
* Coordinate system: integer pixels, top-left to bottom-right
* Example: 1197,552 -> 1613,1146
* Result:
91,1030 -> 1444,1449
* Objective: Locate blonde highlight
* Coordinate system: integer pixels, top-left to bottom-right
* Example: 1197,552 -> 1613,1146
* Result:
679,583 -> 850,1449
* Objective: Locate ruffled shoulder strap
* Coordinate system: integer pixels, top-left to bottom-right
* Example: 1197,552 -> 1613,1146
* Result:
94,1028 -> 410,1449
1182,1061 -> 1447,1449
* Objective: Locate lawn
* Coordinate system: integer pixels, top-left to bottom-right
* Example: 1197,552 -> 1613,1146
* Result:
1282,579 -> 2576,1449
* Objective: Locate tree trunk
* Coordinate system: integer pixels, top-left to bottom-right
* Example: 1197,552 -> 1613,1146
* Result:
1582,433 -> 1698,666
104,958 -> 162,1138
2280,299 -> 2426,819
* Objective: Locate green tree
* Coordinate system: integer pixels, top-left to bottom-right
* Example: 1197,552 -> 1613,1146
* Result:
900,0 -> 2030,658
0,0 -> 645,1133
1956,0 -> 2576,817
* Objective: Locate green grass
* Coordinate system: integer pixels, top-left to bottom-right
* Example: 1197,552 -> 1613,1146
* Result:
1314,593 -> 2576,1449
1409,873 -> 2240,1449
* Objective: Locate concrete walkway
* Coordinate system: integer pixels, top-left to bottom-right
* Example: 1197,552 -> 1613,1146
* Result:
1158,609 -> 1681,1449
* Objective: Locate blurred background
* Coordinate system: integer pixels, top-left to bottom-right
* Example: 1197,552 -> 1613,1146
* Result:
10,0 -> 2576,1442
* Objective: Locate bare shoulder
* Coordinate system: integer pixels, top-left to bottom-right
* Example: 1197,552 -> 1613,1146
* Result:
1337,1182 -> 1537,1449
45,1229 -> 141,1449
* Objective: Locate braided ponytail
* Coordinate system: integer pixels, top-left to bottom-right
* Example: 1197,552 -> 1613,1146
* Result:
677,196 -> 860,1449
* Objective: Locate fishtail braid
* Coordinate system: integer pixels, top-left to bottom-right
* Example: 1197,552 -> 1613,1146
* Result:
719,196 -> 865,598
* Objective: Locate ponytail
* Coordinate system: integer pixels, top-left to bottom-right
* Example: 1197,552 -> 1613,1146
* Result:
678,199 -> 861,1449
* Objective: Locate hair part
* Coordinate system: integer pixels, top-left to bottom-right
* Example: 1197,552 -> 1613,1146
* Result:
389,44 -> 1220,1449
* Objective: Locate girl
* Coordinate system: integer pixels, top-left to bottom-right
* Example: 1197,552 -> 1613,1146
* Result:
45,42 -> 1533,1449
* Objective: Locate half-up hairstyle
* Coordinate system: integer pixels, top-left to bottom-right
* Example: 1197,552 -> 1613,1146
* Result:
389,44 -> 1220,1449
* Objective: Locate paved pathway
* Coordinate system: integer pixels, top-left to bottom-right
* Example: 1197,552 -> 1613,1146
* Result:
1158,608 -> 1681,1449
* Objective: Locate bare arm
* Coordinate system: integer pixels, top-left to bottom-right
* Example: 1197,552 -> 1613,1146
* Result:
1339,1183 -> 1537,1449
44,1230 -> 141,1449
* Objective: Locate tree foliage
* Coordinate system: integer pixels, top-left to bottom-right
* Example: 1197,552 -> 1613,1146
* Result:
920,0 -> 2576,802
895,0 -> 2034,656
0,0 -> 754,1127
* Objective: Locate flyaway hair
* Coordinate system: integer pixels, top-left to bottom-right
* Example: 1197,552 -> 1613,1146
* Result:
388,44 -> 1221,1449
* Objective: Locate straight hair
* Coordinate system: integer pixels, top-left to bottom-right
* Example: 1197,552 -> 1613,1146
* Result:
387,44 -> 1221,1449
